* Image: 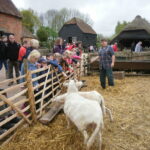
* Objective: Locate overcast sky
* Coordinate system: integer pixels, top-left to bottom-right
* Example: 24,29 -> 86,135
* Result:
12,0 -> 150,36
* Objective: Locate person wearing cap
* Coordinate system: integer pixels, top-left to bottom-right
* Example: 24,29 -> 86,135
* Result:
38,57 -> 48,69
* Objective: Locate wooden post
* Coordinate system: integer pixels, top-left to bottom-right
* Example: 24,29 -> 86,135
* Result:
40,66 -> 51,116
23,59 -> 28,74
26,71 -> 37,122
79,61 -> 82,77
52,68 -> 54,97
87,54 -> 91,75
73,65 -> 77,80
83,55 -> 86,76
78,66 -> 81,80
52,67 -> 61,89
76,66 -> 79,80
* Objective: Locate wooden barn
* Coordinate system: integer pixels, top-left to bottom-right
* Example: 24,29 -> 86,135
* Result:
0,0 -> 22,42
59,17 -> 97,48
111,15 -> 150,48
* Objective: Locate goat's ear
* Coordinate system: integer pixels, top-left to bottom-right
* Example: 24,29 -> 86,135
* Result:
74,78 -> 78,82
63,80 -> 69,87
76,81 -> 83,88
63,82 -> 69,87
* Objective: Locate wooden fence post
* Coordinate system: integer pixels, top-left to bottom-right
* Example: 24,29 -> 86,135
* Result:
83,55 -> 86,76
26,71 -> 37,123
78,65 -> 81,80
52,67 -> 62,89
87,54 -> 91,75
73,64 -> 77,80
40,66 -> 51,116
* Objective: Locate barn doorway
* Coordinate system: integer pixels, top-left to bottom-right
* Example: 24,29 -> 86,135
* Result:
68,37 -> 77,43
68,37 -> 72,43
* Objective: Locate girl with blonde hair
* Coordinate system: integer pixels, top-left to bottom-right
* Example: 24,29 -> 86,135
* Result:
20,50 -> 41,87
20,50 -> 41,112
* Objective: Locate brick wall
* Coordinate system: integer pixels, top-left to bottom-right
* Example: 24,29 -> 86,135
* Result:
0,13 -> 22,43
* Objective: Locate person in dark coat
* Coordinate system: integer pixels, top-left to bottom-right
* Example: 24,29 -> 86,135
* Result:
0,35 -> 8,78
53,37 -> 65,54
6,34 -> 20,86
131,42 -> 135,52
0,89 -> 21,135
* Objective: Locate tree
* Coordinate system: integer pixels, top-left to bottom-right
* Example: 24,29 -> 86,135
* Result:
68,9 -> 93,26
21,9 -> 41,33
36,26 -> 49,42
110,20 -> 129,40
37,26 -> 58,42
36,26 -> 58,48
43,8 -> 93,32
115,21 -> 129,35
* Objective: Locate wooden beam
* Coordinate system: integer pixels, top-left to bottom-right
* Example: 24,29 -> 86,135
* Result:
0,94 -> 31,125
26,71 -> 37,123
39,101 -> 64,125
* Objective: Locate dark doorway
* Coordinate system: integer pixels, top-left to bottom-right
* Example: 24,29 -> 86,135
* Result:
68,37 -> 72,43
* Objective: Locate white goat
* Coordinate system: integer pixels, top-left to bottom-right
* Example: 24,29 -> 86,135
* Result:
78,91 -> 113,122
54,80 -> 113,122
53,80 -> 103,150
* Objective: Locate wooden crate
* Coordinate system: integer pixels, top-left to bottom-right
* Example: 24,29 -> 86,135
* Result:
113,71 -> 125,80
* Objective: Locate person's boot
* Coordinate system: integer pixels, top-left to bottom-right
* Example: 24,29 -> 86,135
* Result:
101,85 -> 106,89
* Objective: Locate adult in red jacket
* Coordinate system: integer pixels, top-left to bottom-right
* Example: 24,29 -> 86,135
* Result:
112,42 -> 118,52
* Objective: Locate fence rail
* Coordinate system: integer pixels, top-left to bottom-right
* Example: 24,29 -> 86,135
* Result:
0,64 -> 81,143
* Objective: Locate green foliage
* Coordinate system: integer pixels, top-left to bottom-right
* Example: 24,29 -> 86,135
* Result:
21,9 -> 41,33
37,26 -> 58,48
36,26 -> 49,42
115,21 -> 129,35
109,21 -> 130,41
44,8 -> 93,32
48,28 -> 58,40
96,34 -> 104,48
21,8 -> 93,49
37,26 -> 58,41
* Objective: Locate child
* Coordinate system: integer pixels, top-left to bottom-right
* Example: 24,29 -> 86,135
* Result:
47,53 -> 67,78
